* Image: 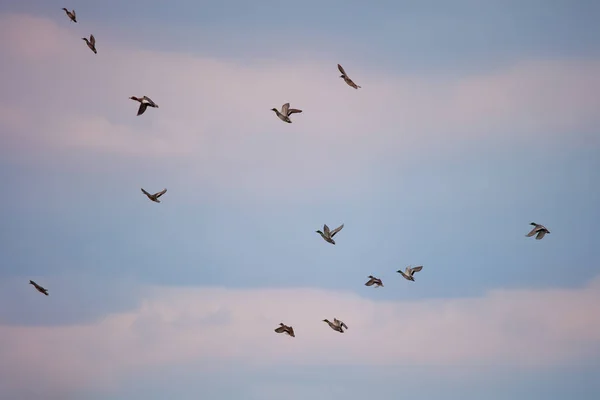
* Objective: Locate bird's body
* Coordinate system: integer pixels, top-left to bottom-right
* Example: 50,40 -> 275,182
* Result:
82,34 -> 96,54
141,188 -> 167,203
525,222 -> 550,240
29,280 -> 49,296
271,102 -> 302,123
316,223 -> 344,245
130,96 -> 159,116
274,323 -> 295,337
323,318 -> 348,333
365,275 -> 384,288
338,64 -> 361,89
397,265 -> 423,282
62,8 -> 77,23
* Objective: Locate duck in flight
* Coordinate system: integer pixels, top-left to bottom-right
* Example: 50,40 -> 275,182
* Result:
338,64 -> 361,89
29,280 -> 49,296
130,96 -> 159,116
365,275 -> 384,288
62,8 -> 76,23
141,188 -> 167,203
397,265 -> 423,282
323,318 -> 348,333
271,102 -> 302,123
274,323 -> 295,337
525,222 -> 550,240
82,34 -> 96,54
316,223 -> 344,245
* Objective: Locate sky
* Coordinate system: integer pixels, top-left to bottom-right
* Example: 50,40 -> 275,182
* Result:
0,0 -> 599,399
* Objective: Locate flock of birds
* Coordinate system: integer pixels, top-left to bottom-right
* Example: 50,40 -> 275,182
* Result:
27,8 -> 552,339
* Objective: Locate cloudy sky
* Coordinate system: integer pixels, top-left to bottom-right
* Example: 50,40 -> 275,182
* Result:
0,1 -> 599,399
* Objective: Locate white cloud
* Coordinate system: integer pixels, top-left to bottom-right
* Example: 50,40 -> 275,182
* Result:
1,276 -> 599,395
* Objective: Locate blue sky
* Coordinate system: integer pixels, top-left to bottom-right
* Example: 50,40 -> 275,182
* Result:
0,1 -> 598,399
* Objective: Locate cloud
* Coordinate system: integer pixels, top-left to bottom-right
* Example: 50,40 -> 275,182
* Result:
1,276 -> 599,395
0,12 -> 598,183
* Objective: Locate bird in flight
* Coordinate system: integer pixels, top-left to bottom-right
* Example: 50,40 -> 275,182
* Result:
82,34 -> 96,54
338,64 -> 361,89
365,275 -> 384,288
141,188 -> 167,203
397,265 -> 423,282
62,8 -> 77,23
323,318 -> 348,333
130,96 -> 159,116
316,223 -> 344,245
525,222 -> 550,240
271,102 -> 302,123
274,323 -> 295,337
29,280 -> 49,296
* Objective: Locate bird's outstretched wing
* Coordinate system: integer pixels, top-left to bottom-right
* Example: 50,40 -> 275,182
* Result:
274,326 -> 286,333
338,64 -> 347,76
330,224 -> 344,237
137,103 -> 148,116
154,189 -> 167,198
525,227 -> 538,237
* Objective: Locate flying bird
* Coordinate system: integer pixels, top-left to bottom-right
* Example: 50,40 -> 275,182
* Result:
271,102 -> 302,123
316,223 -> 344,245
129,96 -> 159,116
61,8 -> 76,23
365,275 -> 384,288
323,318 -> 348,333
29,280 -> 49,296
337,64 -> 361,89
525,222 -> 550,240
141,188 -> 167,203
397,265 -> 423,282
82,34 -> 96,54
274,323 -> 295,337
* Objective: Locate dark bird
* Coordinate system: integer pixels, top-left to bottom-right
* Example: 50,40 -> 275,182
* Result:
61,8 -> 77,23
82,34 -> 96,54
274,323 -> 295,337
141,188 -> 167,203
29,280 -> 49,296
365,275 -> 384,288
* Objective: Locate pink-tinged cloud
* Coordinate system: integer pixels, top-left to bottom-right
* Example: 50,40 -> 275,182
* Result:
1,276 -> 599,395
0,12 -> 598,198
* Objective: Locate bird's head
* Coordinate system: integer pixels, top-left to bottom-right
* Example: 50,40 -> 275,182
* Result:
62,8 -> 68,11
271,108 -> 278,112
322,319 -> 329,323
